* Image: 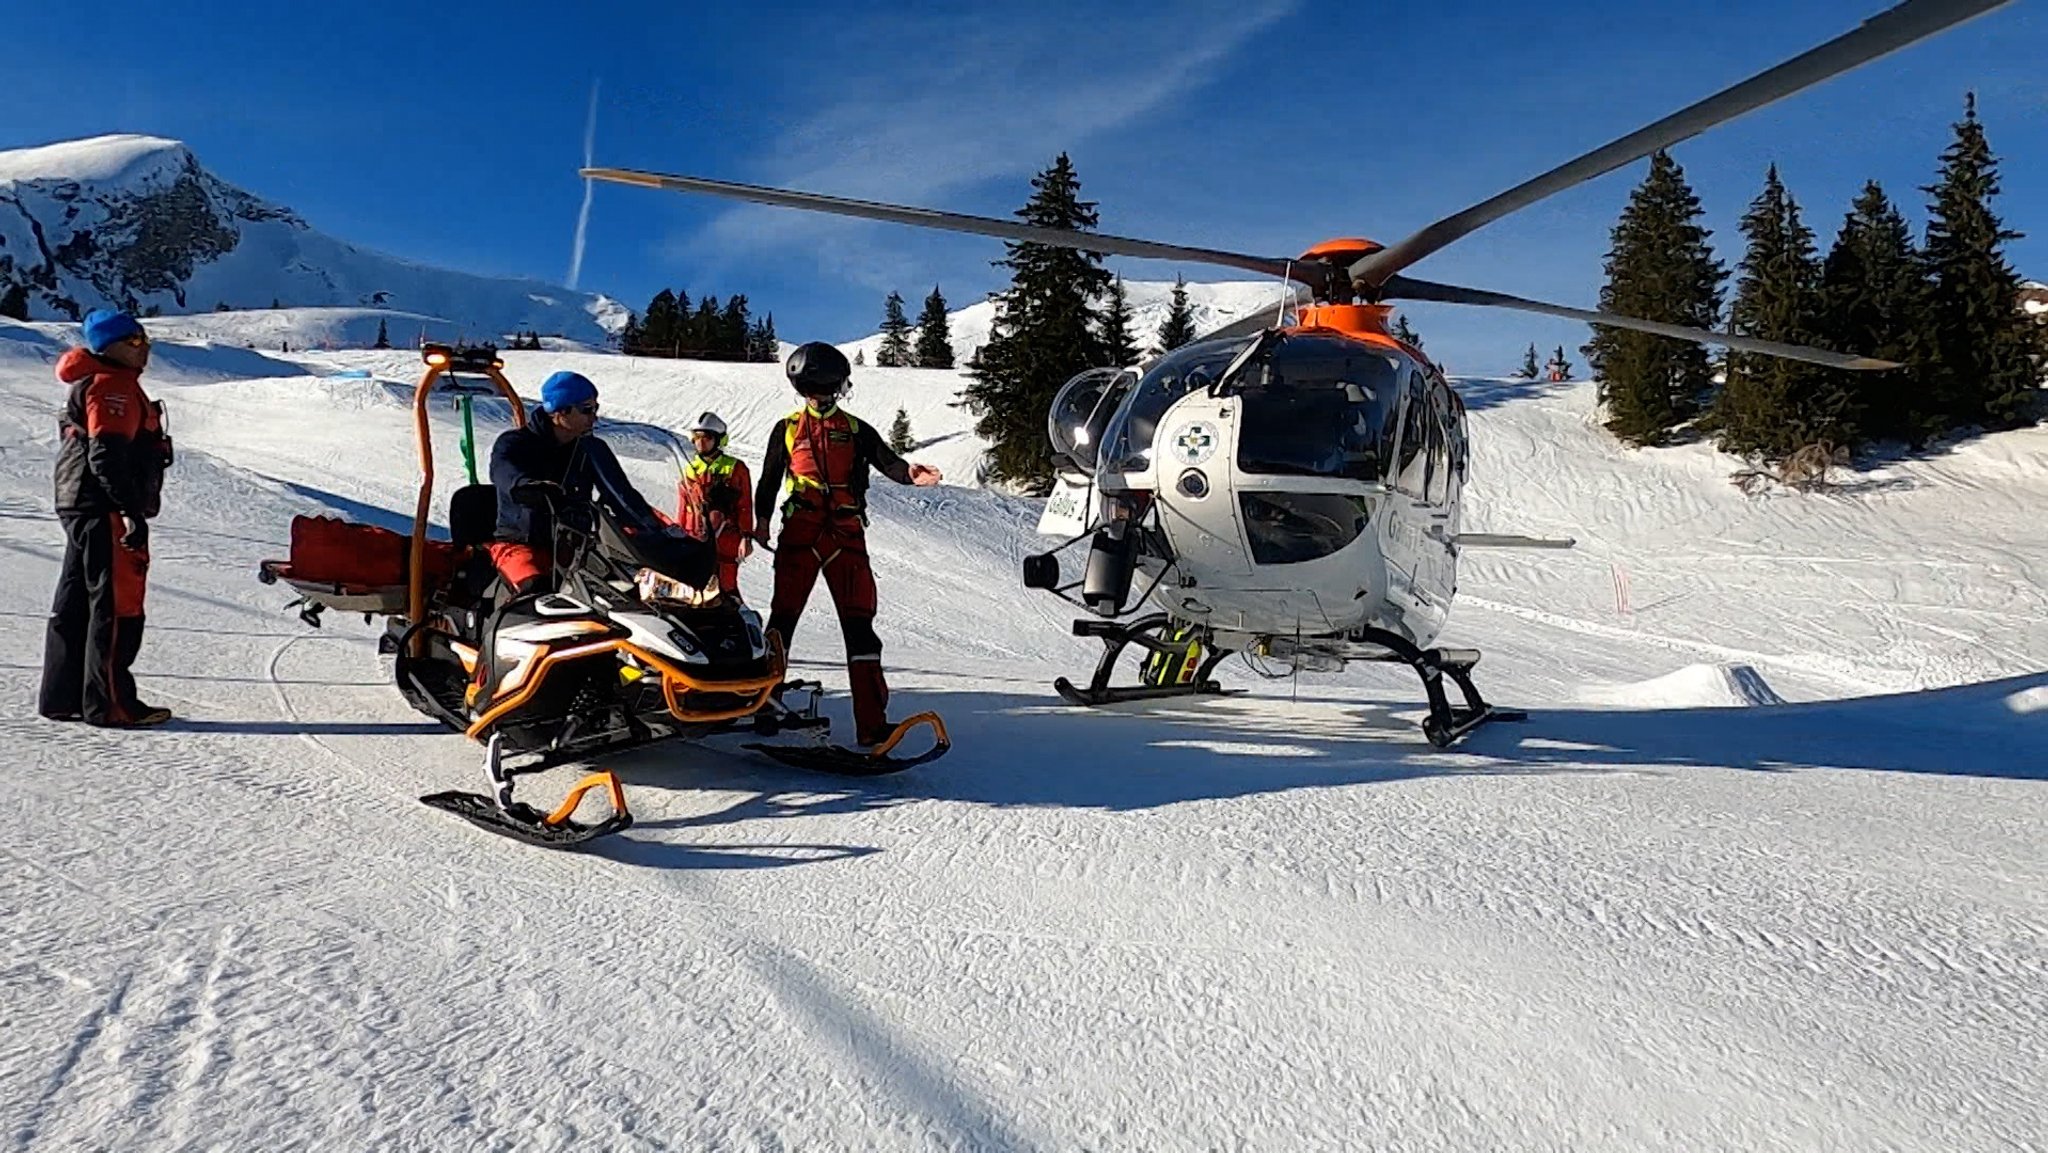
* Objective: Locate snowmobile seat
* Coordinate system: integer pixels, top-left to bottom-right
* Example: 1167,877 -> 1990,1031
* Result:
448,484 -> 497,547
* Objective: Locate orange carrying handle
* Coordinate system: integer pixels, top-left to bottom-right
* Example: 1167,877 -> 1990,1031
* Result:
408,358 -> 526,632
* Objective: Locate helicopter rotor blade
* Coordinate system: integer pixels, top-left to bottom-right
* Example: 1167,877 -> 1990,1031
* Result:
1348,0 -> 2011,288
581,167 -> 1306,283
1382,274 -> 1900,371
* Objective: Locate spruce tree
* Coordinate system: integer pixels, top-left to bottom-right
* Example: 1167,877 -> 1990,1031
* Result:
1547,346 -> 1574,379
1919,92 -> 2044,434
1098,276 -> 1141,365
889,407 -> 915,453
640,289 -> 681,356
374,318 -> 390,349
1156,274 -> 1197,352
0,282 -> 28,321
618,311 -> 642,353
1518,343 -> 1539,379
719,294 -> 751,358
690,295 -> 720,357
1713,164 -> 1836,459
854,349 -> 865,366
961,153 -> 1113,489
1819,181 -> 1925,443
877,291 -> 914,367
914,285 -> 955,368
747,313 -> 779,362
1582,150 -> 1726,446
1391,313 -> 1423,350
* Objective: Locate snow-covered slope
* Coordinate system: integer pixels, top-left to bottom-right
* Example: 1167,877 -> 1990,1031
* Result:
0,134 -> 626,342
839,278 -> 1295,366
0,317 -> 2041,1151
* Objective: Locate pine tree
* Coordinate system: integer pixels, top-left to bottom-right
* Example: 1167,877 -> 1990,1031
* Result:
640,290 -> 681,356
1713,165 -> 1836,459
877,291 -> 914,367
1583,150 -> 1727,446
1518,343 -> 1539,379
1919,92 -> 2044,434
0,282 -> 28,321
618,311 -> 642,353
374,318 -> 390,349
1391,313 -> 1422,350
747,313 -> 779,362
690,295 -> 720,357
1098,276 -> 1141,365
889,407 -> 915,453
1819,181 -> 1925,443
914,285 -> 955,368
962,153 -> 1113,489
854,349 -> 865,366
1547,346 -> 1574,379
1156,274 -> 1197,352
719,294 -> 751,358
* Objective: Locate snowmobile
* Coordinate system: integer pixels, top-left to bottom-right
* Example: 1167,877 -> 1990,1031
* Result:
257,343 -> 947,850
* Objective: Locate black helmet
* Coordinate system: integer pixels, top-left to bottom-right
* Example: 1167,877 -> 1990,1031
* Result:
786,341 -> 851,398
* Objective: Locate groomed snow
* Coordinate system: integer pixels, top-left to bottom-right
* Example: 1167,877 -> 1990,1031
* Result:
1,320 -> 2040,1151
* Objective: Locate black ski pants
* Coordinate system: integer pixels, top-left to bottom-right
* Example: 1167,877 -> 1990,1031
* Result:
40,513 -> 149,725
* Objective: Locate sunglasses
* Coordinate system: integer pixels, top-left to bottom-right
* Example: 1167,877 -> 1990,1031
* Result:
566,401 -> 600,416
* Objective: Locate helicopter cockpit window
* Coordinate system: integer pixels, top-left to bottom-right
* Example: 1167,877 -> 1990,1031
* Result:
1395,370 -> 1431,497
1239,492 -> 1374,565
1099,338 -> 1255,473
1047,367 -> 1135,474
1231,335 -> 1403,484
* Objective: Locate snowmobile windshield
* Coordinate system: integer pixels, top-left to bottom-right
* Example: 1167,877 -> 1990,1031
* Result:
1100,337 -> 1257,474
1230,334 -> 1404,484
1047,367 -> 1136,474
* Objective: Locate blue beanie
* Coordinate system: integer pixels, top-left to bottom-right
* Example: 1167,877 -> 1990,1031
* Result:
539,370 -> 598,413
82,309 -> 144,354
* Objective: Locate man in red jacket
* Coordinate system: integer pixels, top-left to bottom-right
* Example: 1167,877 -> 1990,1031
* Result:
40,310 -> 173,728
674,411 -> 753,599
754,342 -> 941,748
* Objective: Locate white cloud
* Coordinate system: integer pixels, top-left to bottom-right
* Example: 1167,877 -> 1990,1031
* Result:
666,1 -> 1299,286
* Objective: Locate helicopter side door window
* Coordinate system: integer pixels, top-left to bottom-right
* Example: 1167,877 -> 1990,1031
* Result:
1425,380 -> 1453,507
1394,370 -> 1430,498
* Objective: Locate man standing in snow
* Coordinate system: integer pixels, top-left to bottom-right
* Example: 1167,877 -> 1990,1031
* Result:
40,310 -> 173,728
487,369 -> 710,595
675,411 -> 753,600
754,342 -> 941,748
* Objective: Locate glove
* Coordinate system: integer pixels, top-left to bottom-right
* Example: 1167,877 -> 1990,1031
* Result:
909,463 -> 943,487
511,480 -> 563,509
119,515 -> 149,552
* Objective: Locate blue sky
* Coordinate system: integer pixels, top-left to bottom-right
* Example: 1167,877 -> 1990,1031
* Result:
4,0 -> 2043,374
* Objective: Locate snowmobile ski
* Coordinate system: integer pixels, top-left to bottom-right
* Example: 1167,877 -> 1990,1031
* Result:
420,734 -> 634,848
419,774 -> 633,849
743,711 -> 951,776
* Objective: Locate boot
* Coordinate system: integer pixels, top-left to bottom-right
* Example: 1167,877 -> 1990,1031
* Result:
849,657 -> 891,747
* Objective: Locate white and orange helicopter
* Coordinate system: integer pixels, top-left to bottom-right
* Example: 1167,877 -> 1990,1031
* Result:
583,0 -> 2004,747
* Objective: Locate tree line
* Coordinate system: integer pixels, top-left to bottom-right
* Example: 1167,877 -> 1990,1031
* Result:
1584,92 -> 2043,461
617,290 -> 780,362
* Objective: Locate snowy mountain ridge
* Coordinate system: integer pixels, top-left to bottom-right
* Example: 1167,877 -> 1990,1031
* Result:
0,134 -> 627,343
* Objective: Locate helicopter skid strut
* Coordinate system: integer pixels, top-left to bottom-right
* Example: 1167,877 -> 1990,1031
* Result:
1347,626 -> 1526,748
1053,613 -> 1237,706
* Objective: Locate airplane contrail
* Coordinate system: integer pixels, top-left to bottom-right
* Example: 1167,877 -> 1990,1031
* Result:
567,79 -> 600,289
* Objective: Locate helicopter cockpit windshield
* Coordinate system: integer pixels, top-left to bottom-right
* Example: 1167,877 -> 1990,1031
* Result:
1097,337 -> 1257,475
1047,367 -> 1136,474
1230,332 -> 1404,484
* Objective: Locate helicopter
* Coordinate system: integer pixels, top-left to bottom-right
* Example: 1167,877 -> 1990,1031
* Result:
580,0 -> 2008,747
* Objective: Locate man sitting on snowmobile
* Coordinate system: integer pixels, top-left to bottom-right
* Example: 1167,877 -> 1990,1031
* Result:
675,411 -> 753,599
754,342 -> 941,748
487,370 -> 711,595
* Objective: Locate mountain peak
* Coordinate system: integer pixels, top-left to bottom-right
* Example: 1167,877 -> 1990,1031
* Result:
0,133 -> 194,190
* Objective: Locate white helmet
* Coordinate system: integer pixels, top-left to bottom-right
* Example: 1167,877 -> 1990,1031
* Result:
688,411 -> 727,440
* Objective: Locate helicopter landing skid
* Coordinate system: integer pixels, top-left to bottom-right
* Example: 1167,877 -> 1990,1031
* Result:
1053,614 -> 1237,707
1349,626 -> 1526,748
